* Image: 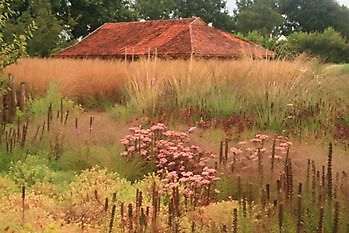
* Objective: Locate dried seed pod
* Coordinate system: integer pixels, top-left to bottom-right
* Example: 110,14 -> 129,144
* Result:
108,205 -> 116,233
327,142 -> 333,201
104,198 -> 109,212
278,204 -> 283,233
233,208 -> 238,233
296,194 -> 302,233
21,186 -> 25,224
271,137 -> 276,174
219,141 -> 223,165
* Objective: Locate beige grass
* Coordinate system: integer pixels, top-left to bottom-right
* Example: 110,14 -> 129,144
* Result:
4,57 -> 315,102
5,58 -> 130,101
5,57 -> 349,137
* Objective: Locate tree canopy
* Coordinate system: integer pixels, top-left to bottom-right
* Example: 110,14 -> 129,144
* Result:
234,0 -> 283,35
70,0 -> 137,38
0,0 -> 35,69
278,0 -> 349,37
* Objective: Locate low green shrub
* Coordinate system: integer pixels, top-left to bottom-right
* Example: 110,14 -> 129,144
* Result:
288,27 -> 349,63
27,84 -> 82,117
8,154 -> 54,186
7,154 -> 71,187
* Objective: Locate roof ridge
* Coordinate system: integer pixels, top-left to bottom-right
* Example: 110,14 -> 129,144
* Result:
188,18 -> 207,56
188,20 -> 194,55
105,17 -> 196,26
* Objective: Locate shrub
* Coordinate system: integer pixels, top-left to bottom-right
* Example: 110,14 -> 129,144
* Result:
68,166 -> 134,204
235,30 -> 296,59
8,154 -> 55,187
288,27 -> 349,63
65,166 -> 135,227
0,176 -> 17,197
28,84 -> 82,117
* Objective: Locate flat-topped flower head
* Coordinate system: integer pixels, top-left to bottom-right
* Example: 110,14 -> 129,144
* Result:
120,139 -> 130,145
255,134 -> 269,141
230,147 -> 243,155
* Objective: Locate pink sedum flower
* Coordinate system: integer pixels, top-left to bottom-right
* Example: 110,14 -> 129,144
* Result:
230,147 -> 243,155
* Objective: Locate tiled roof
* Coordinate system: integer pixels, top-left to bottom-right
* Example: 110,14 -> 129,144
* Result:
54,18 -> 275,59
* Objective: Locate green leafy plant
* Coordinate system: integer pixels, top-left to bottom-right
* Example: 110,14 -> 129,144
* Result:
288,27 -> 349,63
8,154 -> 55,186
27,84 -> 82,117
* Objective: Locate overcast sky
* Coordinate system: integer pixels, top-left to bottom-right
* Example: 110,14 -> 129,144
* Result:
226,0 -> 349,14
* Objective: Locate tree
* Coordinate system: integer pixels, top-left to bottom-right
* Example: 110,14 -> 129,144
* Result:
0,0 -> 35,69
135,0 -> 177,20
133,0 -> 235,32
3,0 -> 64,57
26,0 -> 63,57
175,0 -> 235,31
288,27 -> 349,63
234,0 -> 283,35
1,0 -> 35,100
69,0 -> 136,38
335,6 -> 349,38
278,0 -> 349,38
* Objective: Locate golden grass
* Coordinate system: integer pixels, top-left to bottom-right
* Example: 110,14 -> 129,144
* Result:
4,57 -> 349,135
5,58 -> 130,101
4,57 -> 315,102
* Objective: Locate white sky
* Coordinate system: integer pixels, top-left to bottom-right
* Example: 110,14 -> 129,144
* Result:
226,0 -> 349,14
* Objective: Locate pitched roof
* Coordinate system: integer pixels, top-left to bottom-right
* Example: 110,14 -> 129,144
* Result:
54,18 -> 275,59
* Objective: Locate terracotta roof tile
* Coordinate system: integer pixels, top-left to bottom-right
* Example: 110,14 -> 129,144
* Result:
55,18 -> 275,59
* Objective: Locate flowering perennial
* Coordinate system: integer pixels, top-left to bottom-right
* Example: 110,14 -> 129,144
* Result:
229,134 -> 293,170
120,124 -> 220,199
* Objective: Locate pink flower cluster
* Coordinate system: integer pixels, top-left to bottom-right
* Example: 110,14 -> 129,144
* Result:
229,134 -> 293,168
120,123 -> 168,159
120,124 -> 220,196
158,143 -> 219,195
250,133 -> 269,145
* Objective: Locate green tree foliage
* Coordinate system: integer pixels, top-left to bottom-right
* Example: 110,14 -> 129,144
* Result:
278,0 -> 349,38
1,0 -> 35,98
334,5 -> 349,38
4,0 -> 64,57
175,0 -> 235,31
235,0 -> 254,11
237,27 -> 349,63
50,0 -> 73,25
69,0 -> 137,38
134,0 -> 235,32
288,27 -> 349,63
0,0 -> 35,70
26,1 -> 63,57
234,0 -> 283,35
235,30 -> 294,59
135,0 -> 177,20
236,30 -> 276,48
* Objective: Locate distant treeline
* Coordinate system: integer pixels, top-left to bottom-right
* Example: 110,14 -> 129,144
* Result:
2,0 -> 349,63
